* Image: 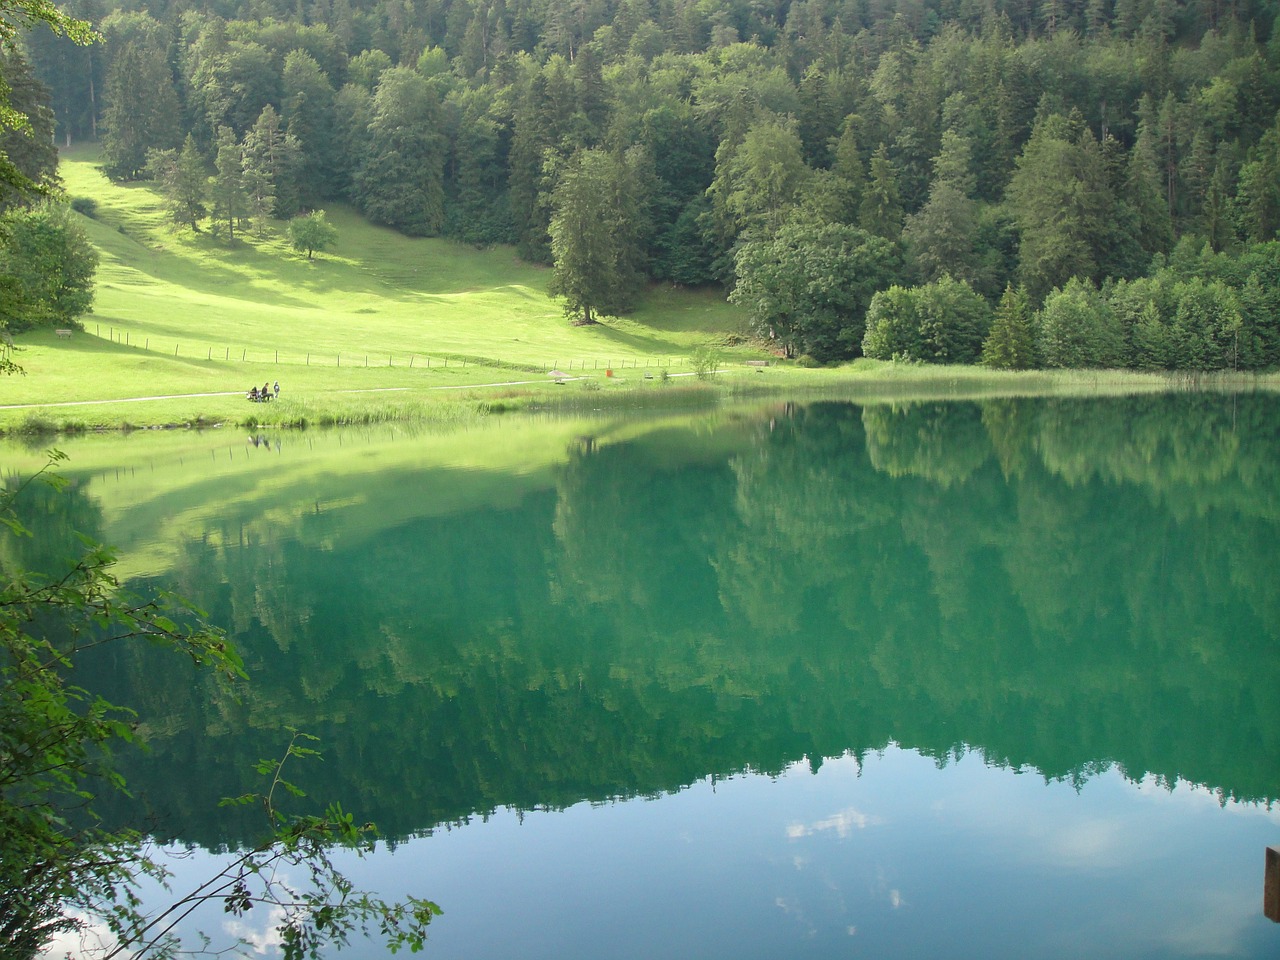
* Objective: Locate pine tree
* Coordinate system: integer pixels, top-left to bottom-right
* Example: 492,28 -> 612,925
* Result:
242,105 -> 301,224
859,143 -> 903,240
208,125 -> 248,242
981,285 -> 1036,369
101,39 -> 180,180
1128,101 -> 1174,256
548,146 -> 652,323
145,133 -> 209,231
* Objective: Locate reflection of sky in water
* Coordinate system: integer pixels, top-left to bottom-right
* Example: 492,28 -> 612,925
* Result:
101,747 -> 1280,960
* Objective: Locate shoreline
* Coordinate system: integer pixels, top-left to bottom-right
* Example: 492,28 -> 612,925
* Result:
3,365 -> 1277,437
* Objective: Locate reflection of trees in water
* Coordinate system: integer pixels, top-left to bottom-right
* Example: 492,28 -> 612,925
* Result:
73,394 -> 1280,847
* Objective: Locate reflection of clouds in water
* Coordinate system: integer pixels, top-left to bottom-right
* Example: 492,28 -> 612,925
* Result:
1038,817 -> 1132,869
1158,887 -> 1262,957
773,896 -> 819,939
1133,774 -> 1280,824
223,904 -> 287,955
786,807 -> 882,840
38,913 -> 132,959
889,889 -> 905,909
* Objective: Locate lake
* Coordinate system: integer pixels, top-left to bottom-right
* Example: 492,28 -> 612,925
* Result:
6,392 -> 1280,959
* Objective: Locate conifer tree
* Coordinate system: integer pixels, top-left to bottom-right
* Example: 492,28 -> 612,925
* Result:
859,143 -> 903,240
981,285 -> 1037,369
209,125 -> 248,242
242,104 -> 301,224
145,133 -> 208,231
100,39 -> 179,180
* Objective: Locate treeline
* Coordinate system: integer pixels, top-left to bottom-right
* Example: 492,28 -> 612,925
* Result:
15,0 -> 1280,362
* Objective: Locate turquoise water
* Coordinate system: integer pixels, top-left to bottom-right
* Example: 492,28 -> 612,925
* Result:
7,393 -> 1280,958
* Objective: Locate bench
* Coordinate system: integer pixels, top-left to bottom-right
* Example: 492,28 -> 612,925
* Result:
56,329 -> 73,339
744,360 -> 769,367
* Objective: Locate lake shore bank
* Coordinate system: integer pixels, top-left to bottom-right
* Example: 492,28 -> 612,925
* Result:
3,351 -> 1276,436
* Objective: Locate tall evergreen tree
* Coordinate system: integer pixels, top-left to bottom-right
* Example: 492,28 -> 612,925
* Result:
981,285 -> 1037,369
548,146 -> 653,323
242,104 -> 301,222
859,143 -> 904,240
0,49 -> 57,212
1236,117 -> 1280,244
145,133 -> 208,231
281,49 -> 337,208
1127,101 -> 1172,260
353,67 -> 448,236
904,130 -> 982,285
1006,113 -> 1114,300
208,125 -> 248,242
101,39 -> 180,180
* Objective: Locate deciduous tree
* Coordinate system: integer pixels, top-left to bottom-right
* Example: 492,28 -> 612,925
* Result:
0,201 -> 97,331
288,209 -> 338,260
1036,277 -> 1124,368
0,455 -> 440,959
732,221 -> 900,361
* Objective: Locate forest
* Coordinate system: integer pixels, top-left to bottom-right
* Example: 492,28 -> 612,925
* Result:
9,0 -> 1280,366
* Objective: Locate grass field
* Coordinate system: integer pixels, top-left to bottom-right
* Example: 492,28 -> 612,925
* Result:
0,147 -> 760,431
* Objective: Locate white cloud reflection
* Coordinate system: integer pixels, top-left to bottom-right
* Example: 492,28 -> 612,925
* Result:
786,806 -> 882,840
38,914 -> 132,960
223,904 -> 287,955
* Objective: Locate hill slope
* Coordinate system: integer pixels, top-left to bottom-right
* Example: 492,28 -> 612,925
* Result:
0,152 -> 754,429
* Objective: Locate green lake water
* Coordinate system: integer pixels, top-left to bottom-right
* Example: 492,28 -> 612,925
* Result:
5,392 -> 1280,958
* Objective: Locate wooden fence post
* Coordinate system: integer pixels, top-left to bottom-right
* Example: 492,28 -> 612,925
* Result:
1266,847 -> 1280,922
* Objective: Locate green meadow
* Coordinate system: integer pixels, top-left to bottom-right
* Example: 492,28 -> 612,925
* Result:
2,148 -> 1274,435
0,147 -> 760,432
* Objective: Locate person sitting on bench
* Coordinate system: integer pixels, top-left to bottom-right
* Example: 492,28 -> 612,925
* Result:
248,385 -> 260,400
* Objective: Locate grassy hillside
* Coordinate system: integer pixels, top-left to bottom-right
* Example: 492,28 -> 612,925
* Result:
0,147 -> 757,431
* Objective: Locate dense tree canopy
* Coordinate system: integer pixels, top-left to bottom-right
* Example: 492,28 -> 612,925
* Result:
0,200 -> 97,329
730,220 -> 899,361
9,0 -> 1280,365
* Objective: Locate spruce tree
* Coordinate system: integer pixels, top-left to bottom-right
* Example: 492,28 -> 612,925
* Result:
981,285 -> 1037,369
208,125 -> 248,242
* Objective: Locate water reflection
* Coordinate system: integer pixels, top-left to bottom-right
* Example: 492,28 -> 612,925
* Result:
6,394 -> 1278,852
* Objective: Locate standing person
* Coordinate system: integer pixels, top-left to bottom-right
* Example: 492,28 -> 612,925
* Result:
273,380 -> 280,400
